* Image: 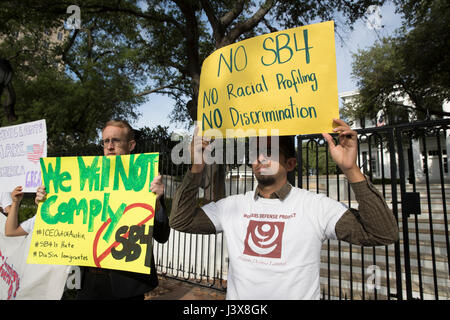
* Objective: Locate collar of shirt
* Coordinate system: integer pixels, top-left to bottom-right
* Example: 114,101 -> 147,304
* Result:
253,182 -> 292,201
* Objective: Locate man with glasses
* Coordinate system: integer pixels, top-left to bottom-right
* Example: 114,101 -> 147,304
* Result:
36,119 -> 170,300
169,118 -> 399,300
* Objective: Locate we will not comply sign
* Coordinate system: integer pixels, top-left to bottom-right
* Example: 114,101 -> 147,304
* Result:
28,153 -> 159,274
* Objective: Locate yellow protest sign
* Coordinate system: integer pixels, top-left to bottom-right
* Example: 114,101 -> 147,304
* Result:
27,153 -> 159,275
198,20 -> 339,138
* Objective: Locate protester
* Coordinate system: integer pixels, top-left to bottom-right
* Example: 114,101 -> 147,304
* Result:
169,118 -> 399,299
35,119 -> 170,300
0,191 -> 12,216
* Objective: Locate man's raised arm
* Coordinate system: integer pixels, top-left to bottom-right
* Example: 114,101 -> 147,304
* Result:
323,119 -> 399,246
169,127 -> 216,234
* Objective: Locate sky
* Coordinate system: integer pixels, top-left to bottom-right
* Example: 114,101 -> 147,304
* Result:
133,2 -> 403,133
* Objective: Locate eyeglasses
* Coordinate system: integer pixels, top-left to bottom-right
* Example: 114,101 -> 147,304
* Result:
252,145 -> 289,159
100,138 -> 126,147
245,148 -> 286,166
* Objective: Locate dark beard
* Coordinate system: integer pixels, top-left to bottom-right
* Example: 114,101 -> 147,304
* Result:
255,174 -> 276,187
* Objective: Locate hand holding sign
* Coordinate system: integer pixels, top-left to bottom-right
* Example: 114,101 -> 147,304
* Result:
322,119 -> 365,183
35,185 -> 46,205
150,175 -> 164,200
11,186 -> 24,203
190,126 -> 213,173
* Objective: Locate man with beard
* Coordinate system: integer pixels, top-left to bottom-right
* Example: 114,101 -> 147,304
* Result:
169,119 -> 398,300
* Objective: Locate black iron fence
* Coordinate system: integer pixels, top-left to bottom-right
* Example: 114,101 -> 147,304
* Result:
51,119 -> 450,299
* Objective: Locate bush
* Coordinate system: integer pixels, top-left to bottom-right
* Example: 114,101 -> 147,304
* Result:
18,197 -> 38,223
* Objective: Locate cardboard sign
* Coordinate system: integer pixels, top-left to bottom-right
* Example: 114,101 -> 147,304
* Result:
27,153 -> 159,274
198,21 -> 339,138
0,215 -> 68,300
0,119 -> 47,192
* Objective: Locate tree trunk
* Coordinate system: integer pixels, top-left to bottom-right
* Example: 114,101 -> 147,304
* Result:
190,1 -> 275,202
1,83 -> 17,122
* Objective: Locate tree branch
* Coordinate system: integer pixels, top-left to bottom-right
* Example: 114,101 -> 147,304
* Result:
84,28 -> 93,60
7,49 -> 33,61
84,4 -> 184,33
219,0 -> 275,48
62,29 -> 79,60
135,83 -> 179,97
61,29 -> 83,81
262,17 -> 278,33
220,0 -> 246,28
2,83 -> 17,122
200,0 -> 225,47
93,50 -> 114,62
173,0 -> 201,97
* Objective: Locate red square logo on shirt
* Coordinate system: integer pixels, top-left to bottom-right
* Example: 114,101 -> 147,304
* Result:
243,220 -> 285,259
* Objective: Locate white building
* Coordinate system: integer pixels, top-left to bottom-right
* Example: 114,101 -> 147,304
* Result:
339,90 -> 450,183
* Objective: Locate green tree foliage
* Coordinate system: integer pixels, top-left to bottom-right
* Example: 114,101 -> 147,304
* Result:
133,125 -> 181,176
134,0 -> 385,124
347,0 -> 450,123
1,0 -> 384,144
300,140 -> 337,176
134,124 -> 176,152
0,1 -> 147,153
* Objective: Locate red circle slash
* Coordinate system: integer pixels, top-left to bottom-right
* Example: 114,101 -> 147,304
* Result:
93,203 -> 155,268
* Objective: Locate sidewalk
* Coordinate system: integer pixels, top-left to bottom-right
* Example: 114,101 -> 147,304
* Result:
145,276 -> 226,300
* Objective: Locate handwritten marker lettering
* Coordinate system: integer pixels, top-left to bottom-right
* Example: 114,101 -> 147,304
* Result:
198,21 -> 339,138
27,153 -> 159,275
